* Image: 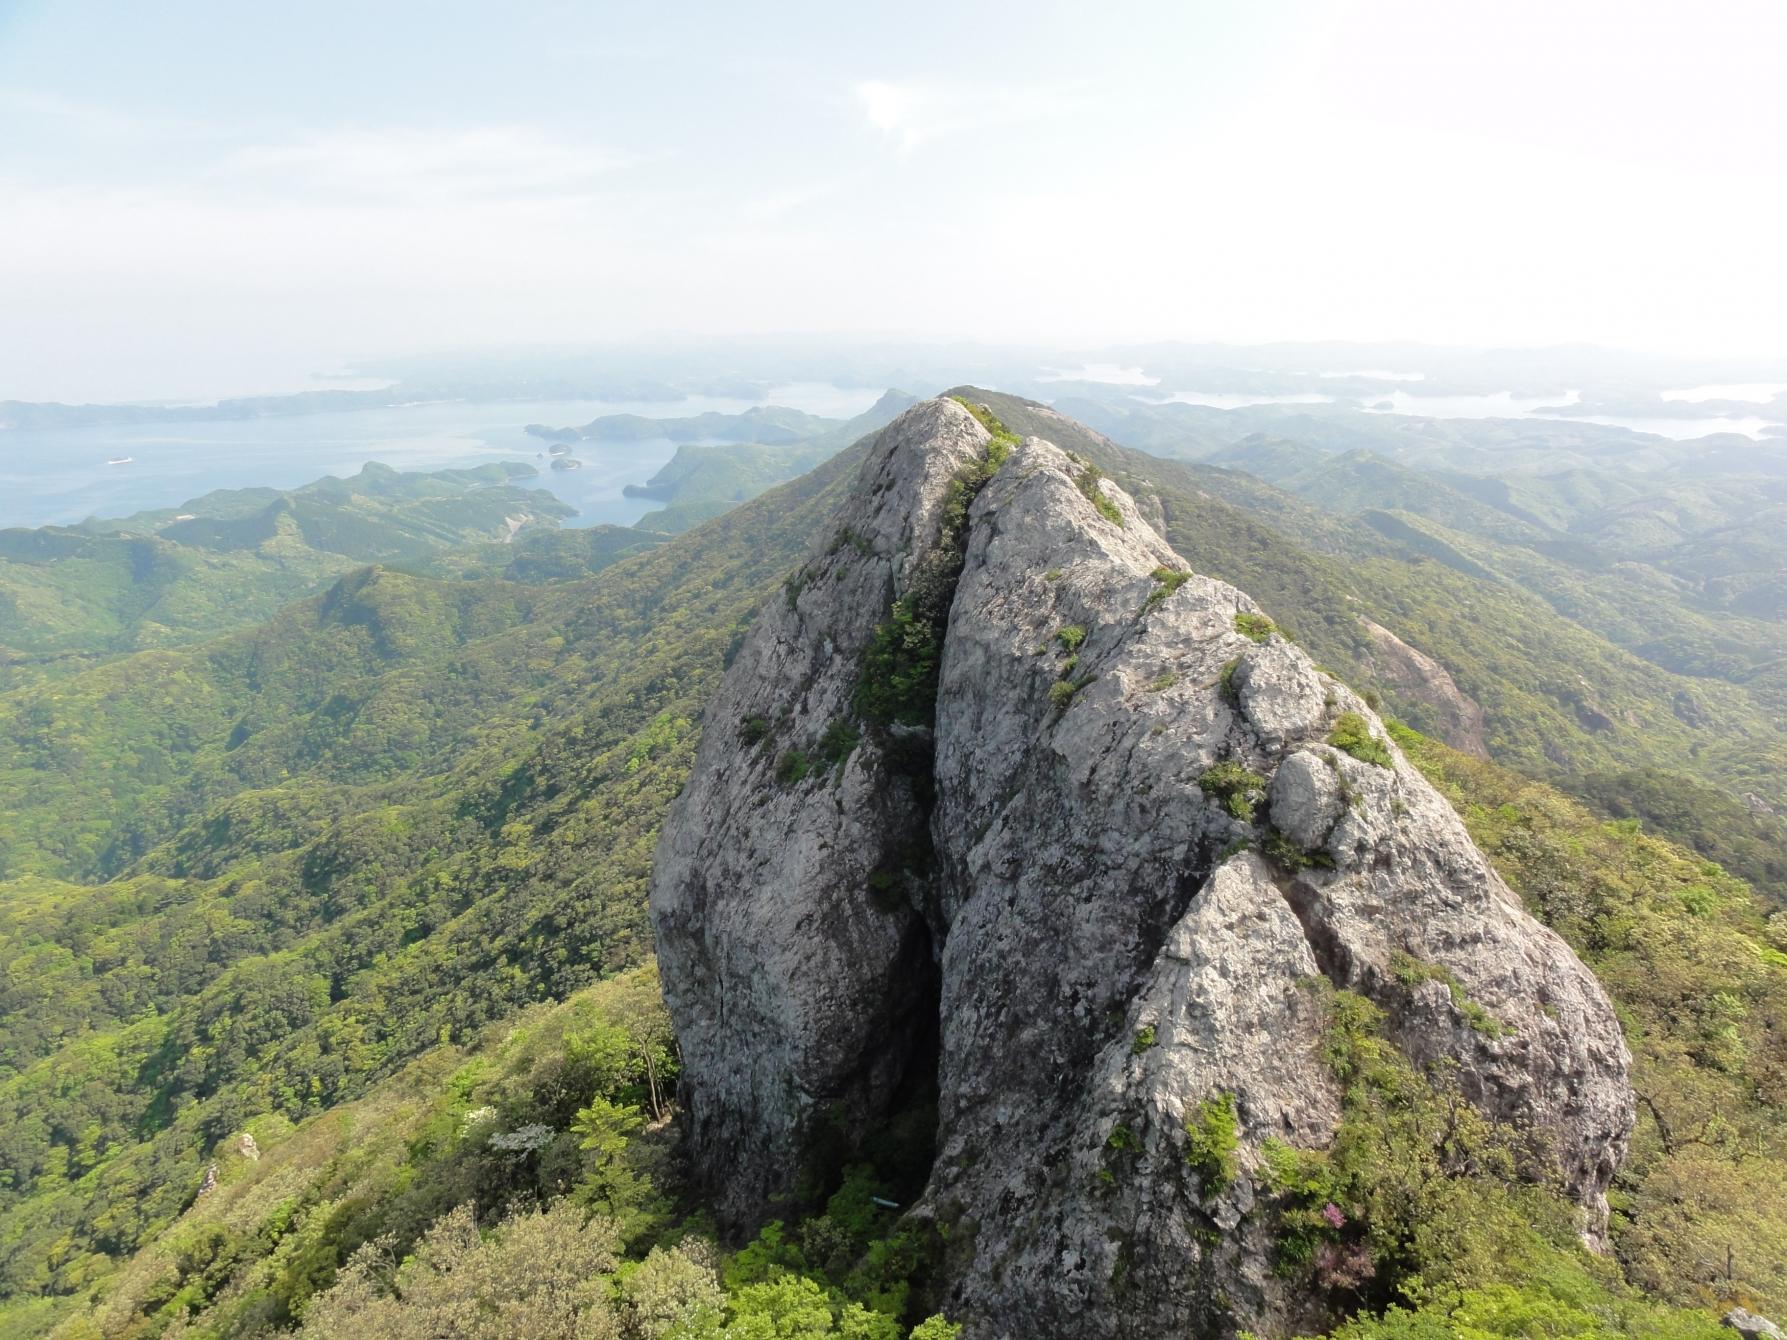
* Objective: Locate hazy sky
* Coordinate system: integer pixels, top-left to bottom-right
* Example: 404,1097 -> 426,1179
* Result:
2,0 -> 1784,402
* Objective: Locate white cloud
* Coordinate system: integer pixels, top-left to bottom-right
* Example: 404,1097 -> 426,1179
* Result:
856,80 -> 921,152
223,126 -> 635,201
853,78 -> 1077,155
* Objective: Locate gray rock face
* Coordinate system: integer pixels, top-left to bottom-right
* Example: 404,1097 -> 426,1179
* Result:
650,398 -> 1634,1336
650,397 -> 986,1226
1360,617 -> 1490,758
1726,1309 -> 1786,1340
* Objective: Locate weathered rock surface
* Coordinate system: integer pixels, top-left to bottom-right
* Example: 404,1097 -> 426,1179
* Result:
651,397 -> 1634,1337
1726,1309 -> 1786,1340
1359,616 -> 1489,757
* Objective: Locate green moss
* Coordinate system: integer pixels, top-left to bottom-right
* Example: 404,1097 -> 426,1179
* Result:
1143,567 -> 1193,612
1199,761 -> 1269,821
1234,611 -> 1276,643
1329,711 -> 1393,767
1184,1091 -> 1240,1195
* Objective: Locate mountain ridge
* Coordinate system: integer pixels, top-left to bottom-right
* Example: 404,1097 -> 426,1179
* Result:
652,397 -> 1633,1336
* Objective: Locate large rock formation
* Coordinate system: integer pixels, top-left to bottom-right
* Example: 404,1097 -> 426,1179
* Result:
651,397 -> 1633,1337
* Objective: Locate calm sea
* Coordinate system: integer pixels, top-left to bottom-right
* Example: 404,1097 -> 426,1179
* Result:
0,383 -> 883,530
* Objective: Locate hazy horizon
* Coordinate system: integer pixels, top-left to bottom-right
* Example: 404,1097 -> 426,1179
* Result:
4,0 -> 1786,403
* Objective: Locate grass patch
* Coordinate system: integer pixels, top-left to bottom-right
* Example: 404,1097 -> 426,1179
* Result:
1074,464 -> 1125,527
1145,670 -> 1178,693
1329,711 -> 1393,768
1184,1091 -> 1240,1195
1143,567 -> 1192,612
1219,658 -> 1242,705
1234,611 -> 1276,643
1198,761 -> 1268,821
1263,827 -> 1335,873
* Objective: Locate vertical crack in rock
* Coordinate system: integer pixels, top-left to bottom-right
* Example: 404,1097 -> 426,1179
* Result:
650,397 -> 1635,1337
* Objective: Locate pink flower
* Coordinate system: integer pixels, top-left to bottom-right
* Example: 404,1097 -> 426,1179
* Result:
1321,1202 -> 1346,1229
1315,1240 -> 1375,1291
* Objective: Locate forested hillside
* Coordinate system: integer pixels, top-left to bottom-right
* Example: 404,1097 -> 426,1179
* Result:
0,450 -> 861,1332
1,399 -> 1784,1339
0,464 -> 573,664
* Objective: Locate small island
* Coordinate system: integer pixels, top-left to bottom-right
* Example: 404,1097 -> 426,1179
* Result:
551,456 -> 582,471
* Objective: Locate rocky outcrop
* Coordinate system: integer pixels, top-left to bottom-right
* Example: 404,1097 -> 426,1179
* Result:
1726,1309 -> 1786,1340
651,398 -> 1633,1337
1359,617 -> 1489,757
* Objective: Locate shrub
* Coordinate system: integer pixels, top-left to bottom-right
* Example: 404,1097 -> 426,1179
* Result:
774,750 -> 811,786
1185,1091 -> 1240,1194
1144,567 -> 1192,611
1329,712 -> 1392,768
1219,658 -> 1243,705
816,719 -> 861,769
1234,611 -> 1276,643
1199,761 -> 1269,822
1257,980 -> 1585,1314
1132,1025 -> 1158,1054
830,527 -> 873,557
1075,465 -> 1125,527
739,714 -> 770,747
1049,675 -> 1095,709
1262,827 -> 1334,873
1056,625 -> 1087,652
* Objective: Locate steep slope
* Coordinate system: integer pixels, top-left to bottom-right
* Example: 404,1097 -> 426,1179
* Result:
652,399 -> 1633,1337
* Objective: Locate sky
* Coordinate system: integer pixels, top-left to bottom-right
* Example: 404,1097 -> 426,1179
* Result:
1,0 -> 1784,402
